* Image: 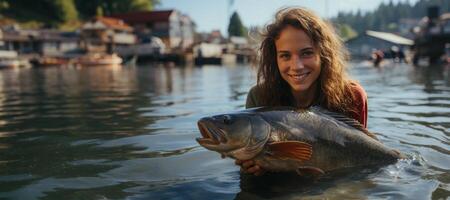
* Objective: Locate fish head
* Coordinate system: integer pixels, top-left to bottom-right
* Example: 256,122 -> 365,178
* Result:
196,112 -> 271,160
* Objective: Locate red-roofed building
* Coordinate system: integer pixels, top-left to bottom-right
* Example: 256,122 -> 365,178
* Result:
111,10 -> 195,51
81,16 -> 136,53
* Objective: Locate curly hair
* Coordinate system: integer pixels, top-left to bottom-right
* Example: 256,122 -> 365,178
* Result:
256,7 -> 357,115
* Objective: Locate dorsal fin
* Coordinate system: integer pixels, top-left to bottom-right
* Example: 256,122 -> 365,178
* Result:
308,106 -> 378,140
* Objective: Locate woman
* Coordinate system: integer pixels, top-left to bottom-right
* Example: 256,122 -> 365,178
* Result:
236,7 -> 373,176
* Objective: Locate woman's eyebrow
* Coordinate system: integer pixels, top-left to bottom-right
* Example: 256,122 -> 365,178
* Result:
300,47 -> 314,51
277,47 -> 314,53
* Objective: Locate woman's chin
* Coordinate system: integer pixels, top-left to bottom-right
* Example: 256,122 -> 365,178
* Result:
290,85 -> 311,93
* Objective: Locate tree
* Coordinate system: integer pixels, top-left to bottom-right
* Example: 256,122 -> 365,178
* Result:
0,0 -> 159,26
332,0 -> 450,35
0,0 -> 78,26
228,11 -> 247,37
53,0 -> 78,23
337,24 -> 357,41
75,0 -> 160,20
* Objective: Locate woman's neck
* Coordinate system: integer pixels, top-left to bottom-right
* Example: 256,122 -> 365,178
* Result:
291,83 -> 318,108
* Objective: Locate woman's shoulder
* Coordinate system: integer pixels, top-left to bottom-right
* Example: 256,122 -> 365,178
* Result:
347,81 -> 368,128
349,81 -> 367,101
246,85 -> 263,108
248,85 -> 261,95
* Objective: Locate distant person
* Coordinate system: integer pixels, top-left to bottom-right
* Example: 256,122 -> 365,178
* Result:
236,7 -> 374,176
372,49 -> 384,67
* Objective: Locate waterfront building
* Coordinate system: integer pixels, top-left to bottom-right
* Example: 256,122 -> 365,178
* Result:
111,10 -> 195,52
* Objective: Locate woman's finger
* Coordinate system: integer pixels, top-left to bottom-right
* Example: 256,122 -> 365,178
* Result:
241,160 -> 254,169
246,165 -> 260,174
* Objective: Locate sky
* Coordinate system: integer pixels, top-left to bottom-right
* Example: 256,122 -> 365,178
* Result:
156,0 -> 419,35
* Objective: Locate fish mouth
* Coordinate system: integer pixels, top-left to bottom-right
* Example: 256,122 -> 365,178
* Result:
196,120 -> 227,146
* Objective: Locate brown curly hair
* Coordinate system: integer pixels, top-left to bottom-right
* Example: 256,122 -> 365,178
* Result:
256,7 -> 357,115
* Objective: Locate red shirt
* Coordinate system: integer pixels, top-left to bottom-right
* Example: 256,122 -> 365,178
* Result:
348,82 -> 368,128
246,82 -> 369,128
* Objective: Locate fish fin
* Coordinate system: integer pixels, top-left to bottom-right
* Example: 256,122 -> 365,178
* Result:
296,166 -> 325,176
309,107 -> 379,140
267,141 -> 312,161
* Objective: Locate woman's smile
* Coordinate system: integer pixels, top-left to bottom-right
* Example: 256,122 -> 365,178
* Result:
288,71 -> 311,82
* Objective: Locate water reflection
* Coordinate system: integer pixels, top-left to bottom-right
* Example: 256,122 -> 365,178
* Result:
408,64 -> 450,92
0,63 -> 448,199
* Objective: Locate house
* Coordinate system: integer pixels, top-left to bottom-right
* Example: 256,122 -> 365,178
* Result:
198,30 -> 225,44
80,16 -> 136,53
345,30 -> 414,59
0,25 -> 79,56
110,10 -> 195,51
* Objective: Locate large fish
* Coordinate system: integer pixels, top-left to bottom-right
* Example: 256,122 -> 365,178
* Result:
196,106 -> 404,175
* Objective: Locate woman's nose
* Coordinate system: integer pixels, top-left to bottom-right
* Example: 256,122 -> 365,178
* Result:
290,55 -> 304,69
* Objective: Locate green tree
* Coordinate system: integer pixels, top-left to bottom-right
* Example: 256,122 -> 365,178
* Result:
0,0 -> 159,26
0,0 -> 77,26
332,0 -> 450,35
53,0 -> 78,23
75,0 -> 160,20
96,6 -> 104,17
228,11 -> 247,37
337,24 -> 357,41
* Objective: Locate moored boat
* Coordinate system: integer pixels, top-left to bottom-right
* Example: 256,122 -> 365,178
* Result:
0,50 -> 20,68
74,53 -> 122,66
32,57 -> 70,67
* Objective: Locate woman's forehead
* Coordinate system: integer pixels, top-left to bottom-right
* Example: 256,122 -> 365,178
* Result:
275,26 -> 313,50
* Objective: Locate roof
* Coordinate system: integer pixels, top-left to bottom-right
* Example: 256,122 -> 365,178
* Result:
83,17 -> 133,31
96,17 -> 133,31
366,30 -> 414,46
110,10 -> 175,24
441,13 -> 450,20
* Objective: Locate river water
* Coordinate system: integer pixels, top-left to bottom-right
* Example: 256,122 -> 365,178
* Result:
0,62 -> 448,200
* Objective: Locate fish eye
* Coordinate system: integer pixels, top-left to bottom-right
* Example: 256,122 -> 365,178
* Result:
223,115 -> 232,125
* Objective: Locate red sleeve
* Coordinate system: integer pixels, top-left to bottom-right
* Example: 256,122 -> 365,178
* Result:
349,83 -> 368,128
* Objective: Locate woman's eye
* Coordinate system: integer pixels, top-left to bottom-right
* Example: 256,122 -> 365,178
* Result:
301,51 -> 314,57
279,54 -> 290,60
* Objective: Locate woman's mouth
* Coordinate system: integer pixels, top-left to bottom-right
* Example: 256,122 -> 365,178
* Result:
289,72 -> 310,81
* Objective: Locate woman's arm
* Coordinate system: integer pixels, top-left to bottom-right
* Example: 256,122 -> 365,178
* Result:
350,82 -> 368,128
349,83 -> 379,140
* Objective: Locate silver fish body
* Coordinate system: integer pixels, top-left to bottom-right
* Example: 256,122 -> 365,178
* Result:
197,106 -> 403,175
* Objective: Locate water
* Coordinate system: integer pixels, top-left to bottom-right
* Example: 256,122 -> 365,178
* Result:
0,62 -> 448,200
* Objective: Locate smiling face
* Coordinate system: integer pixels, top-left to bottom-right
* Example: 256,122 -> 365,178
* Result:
275,25 -> 321,95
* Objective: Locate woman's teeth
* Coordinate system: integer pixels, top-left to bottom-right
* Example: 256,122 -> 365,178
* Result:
290,72 -> 309,80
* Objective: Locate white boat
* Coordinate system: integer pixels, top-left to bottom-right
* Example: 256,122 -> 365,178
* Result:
75,53 -> 123,66
0,50 -> 20,68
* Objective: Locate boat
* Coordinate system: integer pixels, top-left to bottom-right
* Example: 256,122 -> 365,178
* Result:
32,57 -> 69,67
74,53 -> 123,66
0,50 -> 20,68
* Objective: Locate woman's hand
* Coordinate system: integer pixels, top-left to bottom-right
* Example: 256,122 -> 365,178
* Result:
235,159 -> 266,176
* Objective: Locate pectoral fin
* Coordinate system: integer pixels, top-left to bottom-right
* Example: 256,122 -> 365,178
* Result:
267,141 -> 312,161
296,166 -> 325,176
